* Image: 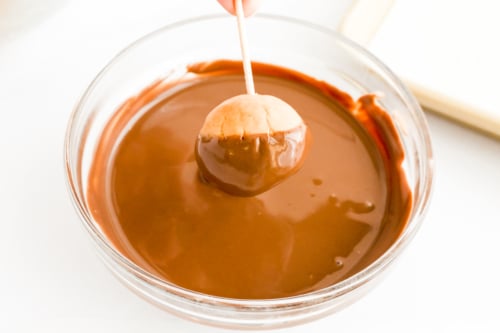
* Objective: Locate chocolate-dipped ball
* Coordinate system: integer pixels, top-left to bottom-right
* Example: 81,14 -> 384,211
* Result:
195,94 -> 309,196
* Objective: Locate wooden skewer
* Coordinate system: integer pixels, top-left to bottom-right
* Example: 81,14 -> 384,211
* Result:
235,0 -> 256,95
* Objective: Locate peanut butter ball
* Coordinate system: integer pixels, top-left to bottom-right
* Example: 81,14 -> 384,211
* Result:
195,94 -> 309,196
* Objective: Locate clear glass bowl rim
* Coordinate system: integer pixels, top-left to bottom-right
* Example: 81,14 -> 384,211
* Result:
64,13 -> 434,310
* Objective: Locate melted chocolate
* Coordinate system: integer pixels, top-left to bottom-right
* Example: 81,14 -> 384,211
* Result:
87,60 -> 412,299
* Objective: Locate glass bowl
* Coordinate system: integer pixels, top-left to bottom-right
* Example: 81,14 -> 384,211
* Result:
64,14 -> 433,329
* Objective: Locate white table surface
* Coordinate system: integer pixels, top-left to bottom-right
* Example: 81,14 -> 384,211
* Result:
1,1 -> 499,332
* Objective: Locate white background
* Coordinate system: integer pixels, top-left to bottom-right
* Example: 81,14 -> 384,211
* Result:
370,0 -> 500,121
1,0 -> 499,332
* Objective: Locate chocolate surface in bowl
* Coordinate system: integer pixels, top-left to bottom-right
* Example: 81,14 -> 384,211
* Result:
87,60 -> 411,299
